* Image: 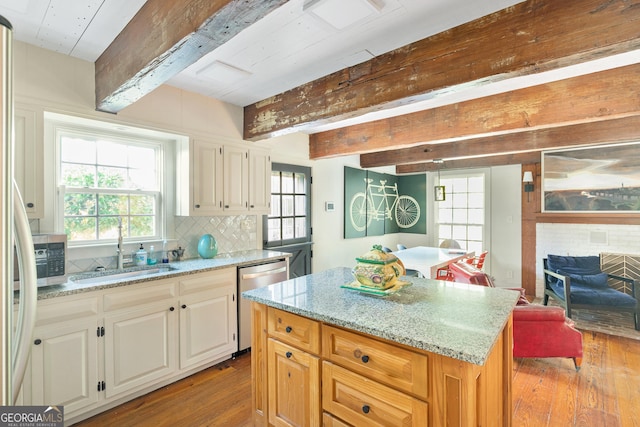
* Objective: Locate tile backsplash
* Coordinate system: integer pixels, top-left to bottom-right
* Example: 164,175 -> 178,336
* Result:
66,215 -> 259,274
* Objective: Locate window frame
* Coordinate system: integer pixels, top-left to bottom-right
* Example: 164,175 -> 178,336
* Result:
47,113 -> 178,248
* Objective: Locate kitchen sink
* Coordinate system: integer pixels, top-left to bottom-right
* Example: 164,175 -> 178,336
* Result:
69,266 -> 176,285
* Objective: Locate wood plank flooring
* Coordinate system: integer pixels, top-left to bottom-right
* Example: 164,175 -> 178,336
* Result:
75,331 -> 640,427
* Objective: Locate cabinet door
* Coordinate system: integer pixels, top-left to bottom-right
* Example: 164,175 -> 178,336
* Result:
179,285 -> 237,370
223,145 -> 249,211
191,139 -> 224,215
104,302 -> 177,399
267,338 -> 321,427
30,318 -> 99,415
248,148 -> 271,214
14,106 -> 44,218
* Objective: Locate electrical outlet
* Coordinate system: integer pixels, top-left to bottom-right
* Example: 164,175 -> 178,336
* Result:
506,270 -> 513,279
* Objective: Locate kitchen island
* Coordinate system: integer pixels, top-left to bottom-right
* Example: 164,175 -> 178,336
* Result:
242,267 -> 519,427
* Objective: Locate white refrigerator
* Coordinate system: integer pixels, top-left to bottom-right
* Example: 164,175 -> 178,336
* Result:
0,15 -> 38,405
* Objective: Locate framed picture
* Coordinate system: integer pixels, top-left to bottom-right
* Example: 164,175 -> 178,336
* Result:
542,142 -> 640,212
434,185 -> 446,202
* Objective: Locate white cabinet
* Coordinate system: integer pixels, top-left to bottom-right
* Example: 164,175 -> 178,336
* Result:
28,296 -> 100,417
14,105 -> 44,218
176,137 -> 271,216
223,145 -> 249,211
177,139 -> 224,216
248,148 -> 271,214
103,280 -> 177,399
178,268 -> 237,369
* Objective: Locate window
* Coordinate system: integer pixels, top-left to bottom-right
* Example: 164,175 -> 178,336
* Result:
264,164 -> 311,247
435,174 -> 485,255
56,124 -> 165,245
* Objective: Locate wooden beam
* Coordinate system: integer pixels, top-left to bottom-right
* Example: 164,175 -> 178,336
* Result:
396,152 -> 541,174
361,116 -> 640,168
309,63 -> 640,159
244,0 -> 640,141
95,0 -> 288,113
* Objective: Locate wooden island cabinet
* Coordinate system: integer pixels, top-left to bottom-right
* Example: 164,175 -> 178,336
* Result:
245,268 -> 518,427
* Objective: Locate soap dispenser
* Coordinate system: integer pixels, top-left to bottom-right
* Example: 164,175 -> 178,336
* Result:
135,244 -> 148,266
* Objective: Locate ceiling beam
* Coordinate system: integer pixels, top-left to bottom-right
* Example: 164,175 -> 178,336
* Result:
361,116 -> 640,168
95,0 -> 289,113
397,152 -> 541,174
308,63 -> 640,159
244,0 -> 640,141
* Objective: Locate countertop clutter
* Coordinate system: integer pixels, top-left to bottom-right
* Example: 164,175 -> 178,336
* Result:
26,249 -> 290,301
243,266 -> 520,365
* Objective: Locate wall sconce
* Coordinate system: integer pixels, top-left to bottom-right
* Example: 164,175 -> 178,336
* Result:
523,171 -> 534,202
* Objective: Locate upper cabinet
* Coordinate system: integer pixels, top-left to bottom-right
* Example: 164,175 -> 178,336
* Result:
176,138 -> 271,216
14,105 -> 44,218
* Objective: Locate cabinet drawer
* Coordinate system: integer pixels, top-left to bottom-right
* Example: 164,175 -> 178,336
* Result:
36,296 -> 98,326
322,325 -> 429,399
323,362 -> 428,427
179,268 -> 235,296
323,412 -> 352,427
267,308 -> 320,354
103,280 -> 176,312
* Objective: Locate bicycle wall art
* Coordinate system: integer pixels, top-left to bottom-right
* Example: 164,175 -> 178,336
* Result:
344,167 -> 426,239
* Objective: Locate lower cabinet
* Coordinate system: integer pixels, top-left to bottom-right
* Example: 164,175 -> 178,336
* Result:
24,267 -> 237,423
253,304 -> 512,427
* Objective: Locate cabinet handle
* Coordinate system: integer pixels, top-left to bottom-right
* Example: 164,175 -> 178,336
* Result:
224,205 -> 229,208
34,339 -> 41,345
285,351 -> 292,359
362,405 -> 370,414
26,202 -> 34,208
181,304 -> 187,309
361,355 -> 369,363
169,306 -> 175,311
285,326 -> 292,333
250,205 -> 254,208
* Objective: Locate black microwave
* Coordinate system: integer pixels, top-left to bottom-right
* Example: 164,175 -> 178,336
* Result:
14,233 -> 67,290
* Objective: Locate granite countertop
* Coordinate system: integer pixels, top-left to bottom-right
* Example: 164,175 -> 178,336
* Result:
242,267 -> 519,366
22,249 -> 290,301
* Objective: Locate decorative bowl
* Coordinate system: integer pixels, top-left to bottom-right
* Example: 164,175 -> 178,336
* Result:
352,245 -> 404,289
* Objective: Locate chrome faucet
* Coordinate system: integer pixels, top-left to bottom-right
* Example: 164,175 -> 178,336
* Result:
117,217 -> 124,270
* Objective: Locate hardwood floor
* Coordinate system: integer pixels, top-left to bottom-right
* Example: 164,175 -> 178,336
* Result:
75,331 -> 640,427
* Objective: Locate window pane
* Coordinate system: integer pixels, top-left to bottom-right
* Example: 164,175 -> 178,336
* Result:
295,195 -> 306,215
438,225 -> 452,239
129,168 -> 157,190
468,209 -> 484,224
61,164 -> 95,187
65,193 -> 96,216
452,193 -> 467,207
282,218 -> 294,239
468,176 -> 484,192
281,172 -> 294,193
97,194 -> 128,216
295,218 -> 306,238
468,193 -> 484,208
267,218 -> 281,242
129,216 -> 154,237
97,141 -> 127,167
438,208 -> 452,222
468,225 -> 483,241
65,217 -> 96,241
98,216 -> 121,239
60,137 -> 95,163
282,195 -> 294,216
452,208 -> 467,224
270,195 -> 281,217
271,172 -> 280,193
97,166 -> 127,188
128,146 -> 156,169
452,225 -> 467,241
451,178 -> 467,193
294,173 -> 306,194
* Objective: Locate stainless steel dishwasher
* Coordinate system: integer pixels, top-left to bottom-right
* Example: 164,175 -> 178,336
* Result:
238,260 -> 289,352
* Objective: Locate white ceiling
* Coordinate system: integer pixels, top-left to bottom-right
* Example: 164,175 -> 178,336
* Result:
1,0 -> 639,135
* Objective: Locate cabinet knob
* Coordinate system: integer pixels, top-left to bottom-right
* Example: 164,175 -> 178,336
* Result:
195,204 -> 200,208
362,405 -> 370,414
181,304 -> 187,309
285,351 -> 292,359
26,202 -> 34,208
169,306 -> 175,311
250,205 -> 254,208
285,326 -> 292,333
361,355 -> 369,363
34,338 -> 41,345
224,205 -> 229,208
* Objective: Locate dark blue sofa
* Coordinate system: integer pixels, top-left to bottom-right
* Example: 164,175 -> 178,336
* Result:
543,255 -> 639,331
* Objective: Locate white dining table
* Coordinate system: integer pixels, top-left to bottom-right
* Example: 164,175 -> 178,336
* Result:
393,246 -> 474,279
